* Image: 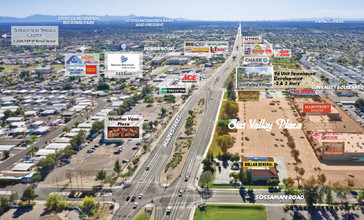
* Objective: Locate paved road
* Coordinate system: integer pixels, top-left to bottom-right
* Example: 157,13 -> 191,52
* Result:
109,25 -> 243,220
0,97 -> 106,172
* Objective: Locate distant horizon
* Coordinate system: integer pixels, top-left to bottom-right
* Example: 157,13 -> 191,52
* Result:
1,0 -> 363,21
0,14 -> 363,22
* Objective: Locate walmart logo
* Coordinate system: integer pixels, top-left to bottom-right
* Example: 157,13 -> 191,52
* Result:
66,55 -> 83,65
121,55 -> 128,63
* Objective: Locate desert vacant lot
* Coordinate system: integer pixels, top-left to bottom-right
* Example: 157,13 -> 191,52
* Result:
194,204 -> 267,220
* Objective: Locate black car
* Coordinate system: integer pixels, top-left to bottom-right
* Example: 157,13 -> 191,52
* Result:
126,196 -> 130,201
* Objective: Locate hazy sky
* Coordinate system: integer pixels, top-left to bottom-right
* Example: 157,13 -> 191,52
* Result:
1,0 -> 363,21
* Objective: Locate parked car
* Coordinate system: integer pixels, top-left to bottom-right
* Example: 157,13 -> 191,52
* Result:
87,149 -> 94,153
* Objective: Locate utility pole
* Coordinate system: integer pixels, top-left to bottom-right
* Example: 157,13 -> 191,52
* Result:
80,172 -> 83,191
56,177 -> 59,192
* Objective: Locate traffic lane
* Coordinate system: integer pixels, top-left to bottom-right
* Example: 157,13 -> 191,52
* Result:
207,189 -> 306,204
165,91 -> 223,220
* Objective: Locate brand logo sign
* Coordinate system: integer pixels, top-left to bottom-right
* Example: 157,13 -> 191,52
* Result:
105,53 -> 143,78
243,162 -> 274,167
65,53 -> 99,76
160,87 -> 187,94
238,91 -> 259,101
243,36 -> 262,43
105,115 -> 143,140
290,89 -> 316,96
244,44 -> 273,56
243,56 -> 269,65
181,73 -> 199,82
322,142 -> 345,156
184,41 -> 228,55
210,47 -> 227,53
274,49 -> 292,58
312,130 -> 343,140
86,65 -> 97,75
303,103 -> 331,113
66,55 -> 83,65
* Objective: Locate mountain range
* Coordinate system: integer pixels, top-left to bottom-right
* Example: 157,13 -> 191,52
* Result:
0,14 -> 362,22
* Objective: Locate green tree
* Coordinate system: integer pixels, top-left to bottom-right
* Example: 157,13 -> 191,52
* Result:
38,154 -> 57,174
354,98 -> 364,109
21,187 -> 38,204
356,189 -> 364,203
333,182 -> 350,203
0,197 -> 9,212
82,196 -> 96,214
238,168 -> 245,184
63,146 -> 74,158
317,173 -> 326,187
45,193 -> 64,210
64,117 -> 71,123
267,178 -> 280,186
70,130 -> 86,150
57,200 -> 67,210
9,192 -> 18,204
326,188 -> 333,205
97,83 -> 110,91
229,172 -> 239,186
246,169 -> 253,189
227,81 -> 236,100
95,170 -> 106,184
74,121 -> 80,127
200,171 -> 212,188
90,120 -> 104,134
283,177 -> 295,190
317,188 -> 325,204
3,150 -> 10,158
302,176 -> 319,207
2,109 -> 13,121
217,134 -> 234,154
114,160 -> 121,175
160,108 -> 167,118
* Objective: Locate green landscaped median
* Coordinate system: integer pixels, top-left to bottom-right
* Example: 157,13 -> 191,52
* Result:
194,204 -> 267,220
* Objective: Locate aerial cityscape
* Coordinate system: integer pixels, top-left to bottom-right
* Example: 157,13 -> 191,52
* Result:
0,1 -> 363,220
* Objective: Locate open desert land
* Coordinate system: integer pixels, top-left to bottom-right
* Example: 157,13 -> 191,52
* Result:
228,96 -> 364,187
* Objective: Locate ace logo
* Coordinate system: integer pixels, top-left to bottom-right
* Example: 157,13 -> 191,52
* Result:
182,74 -> 197,81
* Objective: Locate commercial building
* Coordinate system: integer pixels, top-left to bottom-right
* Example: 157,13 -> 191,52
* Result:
317,133 -> 364,162
241,157 -> 278,182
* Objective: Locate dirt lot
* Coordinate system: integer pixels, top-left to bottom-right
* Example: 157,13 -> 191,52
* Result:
273,67 -> 323,89
228,97 -> 364,187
